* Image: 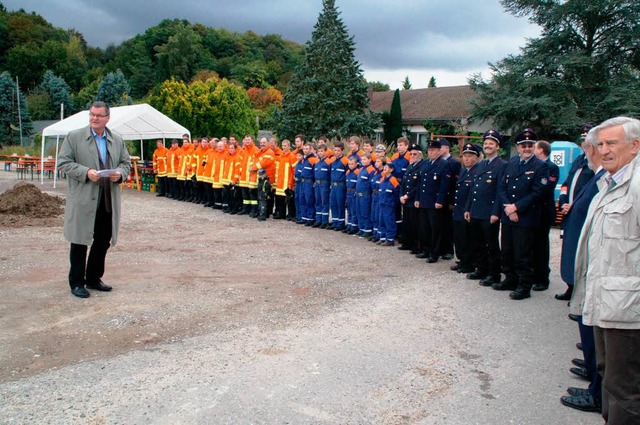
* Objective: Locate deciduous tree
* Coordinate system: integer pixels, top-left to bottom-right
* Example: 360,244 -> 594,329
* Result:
149,77 -> 257,137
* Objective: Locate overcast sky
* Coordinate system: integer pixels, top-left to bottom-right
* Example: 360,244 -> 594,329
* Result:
4,0 -> 540,89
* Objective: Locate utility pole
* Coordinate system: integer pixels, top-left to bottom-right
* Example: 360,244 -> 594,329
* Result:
15,76 -> 23,147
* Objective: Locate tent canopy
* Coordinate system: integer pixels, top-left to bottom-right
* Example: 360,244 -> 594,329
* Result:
41,103 -> 190,187
42,103 -> 190,140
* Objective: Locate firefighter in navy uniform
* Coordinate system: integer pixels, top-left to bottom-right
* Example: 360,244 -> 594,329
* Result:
452,143 -> 482,273
439,139 -> 461,261
532,140 -> 560,291
397,144 -> 424,253
492,128 -> 550,300
414,139 -> 452,263
464,130 -> 507,286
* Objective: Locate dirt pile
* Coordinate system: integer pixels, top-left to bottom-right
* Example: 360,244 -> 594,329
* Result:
0,182 -> 64,227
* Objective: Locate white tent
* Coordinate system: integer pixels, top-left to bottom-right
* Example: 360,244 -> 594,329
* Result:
40,103 -> 190,186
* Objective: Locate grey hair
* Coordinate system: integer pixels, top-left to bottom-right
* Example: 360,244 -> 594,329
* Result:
582,128 -> 598,147
592,116 -> 640,144
91,100 -> 110,115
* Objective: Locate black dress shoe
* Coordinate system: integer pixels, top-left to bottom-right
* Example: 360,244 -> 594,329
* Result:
509,289 -> 531,300
532,283 -> 549,291
415,252 -> 429,259
492,280 -> 518,291
568,313 -> 580,322
71,286 -> 90,298
570,367 -> 590,380
576,342 -> 583,351
560,394 -> 601,412
441,253 -> 454,260
86,280 -> 112,292
479,276 -> 499,286
567,387 -> 590,397
457,266 -> 474,273
555,287 -> 573,300
571,358 -> 586,368
466,271 -> 486,280
427,256 -> 438,263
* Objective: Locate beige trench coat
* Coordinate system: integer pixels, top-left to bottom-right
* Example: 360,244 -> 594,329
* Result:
58,125 -> 131,247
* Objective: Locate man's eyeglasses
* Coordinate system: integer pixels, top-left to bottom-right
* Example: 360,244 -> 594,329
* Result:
409,152 -> 421,156
89,113 -> 109,118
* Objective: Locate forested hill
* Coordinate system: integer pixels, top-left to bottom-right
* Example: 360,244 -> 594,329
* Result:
0,4 -> 305,109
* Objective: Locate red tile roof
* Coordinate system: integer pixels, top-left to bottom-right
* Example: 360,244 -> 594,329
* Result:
369,85 -> 477,123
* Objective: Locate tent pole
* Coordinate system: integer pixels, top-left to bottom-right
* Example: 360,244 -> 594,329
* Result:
40,133 -> 45,184
53,136 -> 60,189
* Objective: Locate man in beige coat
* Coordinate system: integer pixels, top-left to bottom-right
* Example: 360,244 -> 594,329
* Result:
571,116 -> 640,424
58,101 -> 131,298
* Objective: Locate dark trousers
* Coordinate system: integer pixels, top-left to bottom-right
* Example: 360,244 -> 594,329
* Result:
418,208 -> 444,257
578,317 -> 602,403
167,177 -> 177,197
501,223 -> 535,290
157,176 -> 167,196
453,219 -> 473,267
275,194 -> 287,218
395,204 -> 403,243
225,185 -> 242,212
533,222 -> 551,285
287,190 -> 296,219
441,207 -> 454,255
401,205 -> 419,250
469,218 -> 501,278
69,197 -> 112,288
205,185 -> 214,206
594,326 -> 640,424
213,188 -> 223,208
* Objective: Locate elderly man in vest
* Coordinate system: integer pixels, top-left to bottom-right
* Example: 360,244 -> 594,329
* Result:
572,116 -> 640,424
58,101 -> 131,298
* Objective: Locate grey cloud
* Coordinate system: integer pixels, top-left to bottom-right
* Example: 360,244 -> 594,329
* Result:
3,0 -> 537,73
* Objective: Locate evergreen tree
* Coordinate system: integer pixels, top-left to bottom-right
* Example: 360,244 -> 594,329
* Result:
278,0 -> 379,139
39,70 -> 74,118
0,71 -> 33,145
402,76 -> 412,90
96,70 -> 131,106
470,0 -> 640,138
384,89 -> 403,144
428,76 -> 436,88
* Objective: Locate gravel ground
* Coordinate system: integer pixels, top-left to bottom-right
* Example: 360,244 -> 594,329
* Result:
0,174 -> 601,424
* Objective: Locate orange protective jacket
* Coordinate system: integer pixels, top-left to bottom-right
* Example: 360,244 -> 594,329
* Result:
275,150 -> 296,196
201,148 -> 216,184
251,146 -> 276,183
222,149 -> 242,185
211,149 -> 226,189
238,143 -> 259,188
177,144 -> 193,181
153,146 -> 169,177
194,145 -> 209,181
167,146 -> 182,178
